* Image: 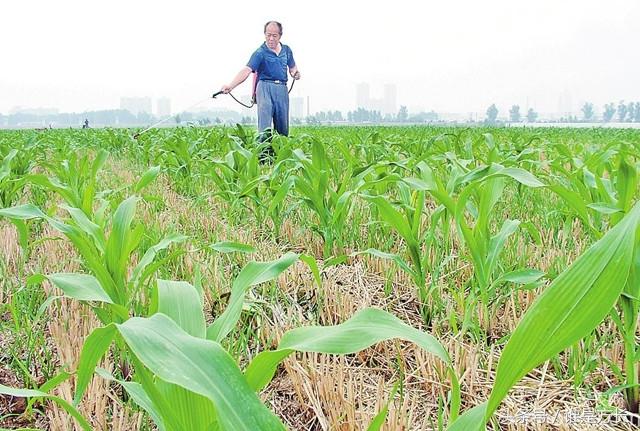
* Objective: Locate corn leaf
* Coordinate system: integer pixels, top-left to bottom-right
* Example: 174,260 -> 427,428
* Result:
134,166 -> 161,193
74,324 -> 117,405
118,314 -> 285,431
483,200 -> 640,421
95,367 -> 165,431
207,252 -> 298,342
209,241 -> 256,254
0,384 -> 92,431
48,273 -> 114,304
245,308 -> 450,392
156,279 -> 205,338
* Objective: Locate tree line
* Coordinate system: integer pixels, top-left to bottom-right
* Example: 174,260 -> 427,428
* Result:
486,100 -> 640,124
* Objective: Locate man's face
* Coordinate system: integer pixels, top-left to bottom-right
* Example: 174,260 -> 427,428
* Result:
264,23 -> 281,50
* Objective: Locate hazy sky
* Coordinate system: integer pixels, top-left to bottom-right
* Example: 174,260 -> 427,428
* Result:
2,0 -> 639,116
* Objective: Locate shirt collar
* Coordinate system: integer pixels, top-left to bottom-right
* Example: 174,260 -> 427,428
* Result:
262,42 -> 283,56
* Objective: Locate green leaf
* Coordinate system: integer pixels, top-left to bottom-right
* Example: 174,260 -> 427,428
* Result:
245,308 -> 450,392
587,202 -> 623,215
95,368 -> 165,431
497,269 -> 546,285
485,219 -> 520,278
131,233 -> 189,284
493,167 -> 545,188
61,204 -> 106,252
548,184 -> 593,230
156,280 -> 205,338
74,324 -> 117,405
355,248 -> 416,279
207,253 -> 299,342
48,273 -> 114,303
0,204 -> 46,220
300,254 -> 322,289
117,314 -> 285,431
447,402 -> 487,431
0,384 -> 93,431
367,381 -> 400,431
209,241 -> 256,254
363,195 -> 416,248
134,166 -> 161,192
484,200 -> 640,420
267,176 -> 295,215
105,196 -> 139,295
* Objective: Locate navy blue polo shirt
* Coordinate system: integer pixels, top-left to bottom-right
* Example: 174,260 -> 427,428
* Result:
247,42 -> 296,82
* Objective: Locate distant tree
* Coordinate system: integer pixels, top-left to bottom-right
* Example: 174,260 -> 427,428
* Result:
626,102 -> 635,123
526,108 -> 538,123
175,114 -> 181,124
635,102 -> 640,122
397,106 -> 408,122
581,102 -> 594,121
509,105 -> 521,122
137,112 -> 152,124
486,104 -> 498,123
306,115 -> 320,125
603,103 -> 616,122
409,111 -> 439,122
618,101 -> 628,122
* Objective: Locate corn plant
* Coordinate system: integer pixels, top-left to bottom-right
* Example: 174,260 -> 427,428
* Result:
448,199 -> 640,430
291,140 -> 361,256
154,130 -> 217,196
0,149 -> 28,208
207,139 -> 269,214
361,160 -> 545,329
1,252 -> 459,430
0,196 -> 187,324
27,149 -> 109,218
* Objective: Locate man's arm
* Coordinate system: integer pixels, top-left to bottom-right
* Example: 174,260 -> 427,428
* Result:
221,66 -> 252,93
289,65 -> 301,80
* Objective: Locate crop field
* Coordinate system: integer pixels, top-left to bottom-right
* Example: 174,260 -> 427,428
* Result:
1,125 -> 640,430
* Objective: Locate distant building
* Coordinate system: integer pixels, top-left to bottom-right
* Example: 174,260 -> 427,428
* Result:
157,98 -> 171,117
557,89 -> 573,118
290,97 -> 304,119
120,97 -> 152,116
356,83 -> 370,109
9,107 -> 59,116
355,83 -> 397,115
383,84 -> 397,115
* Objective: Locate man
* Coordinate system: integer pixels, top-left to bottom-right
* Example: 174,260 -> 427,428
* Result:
221,20 -> 301,142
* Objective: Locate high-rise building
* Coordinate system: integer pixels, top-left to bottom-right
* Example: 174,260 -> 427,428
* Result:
157,98 -> 171,117
356,83 -> 370,109
290,97 -> 304,119
356,83 -> 397,114
383,84 -> 397,115
557,89 -> 573,117
120,97 -> 152,116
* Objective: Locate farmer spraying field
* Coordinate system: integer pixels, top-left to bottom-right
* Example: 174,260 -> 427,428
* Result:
133,20 -> 300,142
221,20 -> 301,143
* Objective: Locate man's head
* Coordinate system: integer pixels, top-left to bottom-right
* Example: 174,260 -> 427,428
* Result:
264,21 -> 282,50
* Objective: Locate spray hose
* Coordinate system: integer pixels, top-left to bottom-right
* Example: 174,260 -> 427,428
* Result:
213,76 -> 296,109
133,77 -> 296,139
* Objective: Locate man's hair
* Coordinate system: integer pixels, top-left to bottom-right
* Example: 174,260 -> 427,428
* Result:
264,21 -> 282,35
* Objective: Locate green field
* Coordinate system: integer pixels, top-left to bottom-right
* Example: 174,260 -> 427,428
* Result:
1,125 -> 639,430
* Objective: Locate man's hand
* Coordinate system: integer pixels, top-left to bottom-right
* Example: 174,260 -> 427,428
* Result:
293,71 -> 301,80
221,84 -> 233,94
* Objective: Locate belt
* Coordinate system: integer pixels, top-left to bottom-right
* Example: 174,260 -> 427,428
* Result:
260,79 -> 287,85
